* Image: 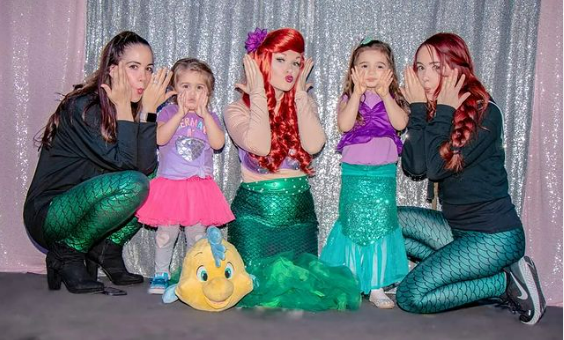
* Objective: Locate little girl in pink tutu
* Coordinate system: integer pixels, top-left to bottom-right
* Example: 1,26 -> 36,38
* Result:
136,58 -> 234,294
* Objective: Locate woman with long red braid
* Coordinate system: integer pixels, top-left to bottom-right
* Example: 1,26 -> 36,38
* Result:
397,32 -> 546,325
224,28 -> 360,311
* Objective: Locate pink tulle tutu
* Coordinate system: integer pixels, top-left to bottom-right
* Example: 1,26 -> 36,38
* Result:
136,176 -> 234,227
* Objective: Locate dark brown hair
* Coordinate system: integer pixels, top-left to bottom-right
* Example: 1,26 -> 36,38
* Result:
39,31 -> 152,148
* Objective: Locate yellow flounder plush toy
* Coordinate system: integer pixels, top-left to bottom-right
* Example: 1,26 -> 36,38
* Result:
162,227 -> 253,312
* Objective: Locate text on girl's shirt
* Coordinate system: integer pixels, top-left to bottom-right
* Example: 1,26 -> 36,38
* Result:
179,115 -> 207,137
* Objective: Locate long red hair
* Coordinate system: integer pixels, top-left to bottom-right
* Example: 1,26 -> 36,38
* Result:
242,28 -> 312,174
414,33 -> 490,172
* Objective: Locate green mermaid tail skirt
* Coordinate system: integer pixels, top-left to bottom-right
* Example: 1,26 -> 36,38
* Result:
229,177 -> 360,311
228,176 -> 318,265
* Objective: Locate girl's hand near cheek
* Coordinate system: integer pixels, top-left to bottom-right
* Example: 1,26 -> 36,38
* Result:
351,66 -> 367,97
375,69 -> 393,98
195,91 -> 210,119
197,90 -> 224,150
174,91 -> 187,118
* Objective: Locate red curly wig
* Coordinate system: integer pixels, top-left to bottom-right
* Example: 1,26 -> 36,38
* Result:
413,33 -> 490,172
242,28 -> 312,174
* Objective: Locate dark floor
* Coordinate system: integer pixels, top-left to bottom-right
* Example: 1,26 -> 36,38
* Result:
1,273 -> 561,340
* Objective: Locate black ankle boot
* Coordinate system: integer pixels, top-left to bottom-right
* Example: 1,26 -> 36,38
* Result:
46,242 -> 104,294
86,239 -> 144,285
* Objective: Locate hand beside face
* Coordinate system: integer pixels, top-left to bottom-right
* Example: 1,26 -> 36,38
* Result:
235,54 -> 265,95
102,61 -> 132,108
400,66 -> 427,104
436,67 -> 470,109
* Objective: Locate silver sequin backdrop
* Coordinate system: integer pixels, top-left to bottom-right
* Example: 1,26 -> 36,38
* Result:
85,0 -> 539,277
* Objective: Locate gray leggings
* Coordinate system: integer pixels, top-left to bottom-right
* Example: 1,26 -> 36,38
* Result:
154,223 -> 207,275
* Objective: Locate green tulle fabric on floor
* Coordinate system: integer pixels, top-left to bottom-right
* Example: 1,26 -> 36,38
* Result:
237,252 -> 361,311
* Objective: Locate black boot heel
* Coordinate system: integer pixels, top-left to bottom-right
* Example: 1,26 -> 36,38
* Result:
85,258 -> 99,280
46,256 -> 62,290
88,239 -> 143,286
46,243 -> 105,294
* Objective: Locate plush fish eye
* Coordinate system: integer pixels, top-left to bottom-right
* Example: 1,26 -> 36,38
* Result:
224,263 -> 234,279
197,266 -> 208,282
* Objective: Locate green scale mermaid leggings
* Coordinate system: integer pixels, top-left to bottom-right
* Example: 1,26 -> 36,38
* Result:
43,171 -> 149,253
396,206 -> 525,314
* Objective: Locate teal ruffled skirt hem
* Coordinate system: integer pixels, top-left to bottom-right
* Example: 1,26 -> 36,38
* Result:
321,221 -> 409,294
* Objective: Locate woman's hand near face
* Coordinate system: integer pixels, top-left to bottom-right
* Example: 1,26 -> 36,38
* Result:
142,67 -> 176,114
436,68 -> 471,109
235,54 -> 265,94
400,66 -> 427,104
101,61 -> 134,121
351,66 -> 367,97
296,57 -> 314,93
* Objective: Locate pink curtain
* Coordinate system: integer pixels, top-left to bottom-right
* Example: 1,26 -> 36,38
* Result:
521,0 -> 563,307
0,0 -> 86,273
0,0 -> 561,308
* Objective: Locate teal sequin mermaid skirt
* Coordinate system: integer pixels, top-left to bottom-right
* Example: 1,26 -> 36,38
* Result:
321,163 -> 409,294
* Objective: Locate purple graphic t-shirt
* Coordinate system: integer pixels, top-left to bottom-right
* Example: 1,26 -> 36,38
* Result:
156,104 -> 223,180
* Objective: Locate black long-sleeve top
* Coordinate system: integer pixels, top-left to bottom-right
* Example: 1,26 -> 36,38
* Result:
24,93 -> 157,246
402,102 -> 521,232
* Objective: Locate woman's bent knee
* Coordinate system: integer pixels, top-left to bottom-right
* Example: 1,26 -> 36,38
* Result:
396,278 -> 426,313
119,171 -> 150,202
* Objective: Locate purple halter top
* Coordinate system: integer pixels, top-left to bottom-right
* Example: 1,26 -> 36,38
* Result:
239,148 -> 300,174
336,93 -> 403,154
